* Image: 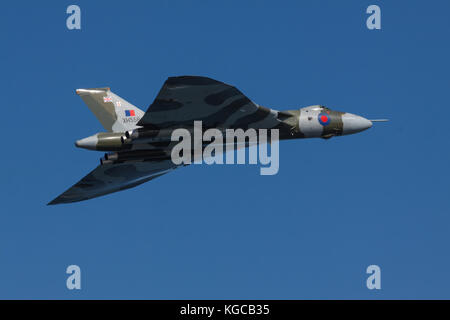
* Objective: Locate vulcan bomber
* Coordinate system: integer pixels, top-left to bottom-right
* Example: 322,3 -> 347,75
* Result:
48,76 -> 387,204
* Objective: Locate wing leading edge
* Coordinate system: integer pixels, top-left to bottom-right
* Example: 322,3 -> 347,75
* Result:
137,76 -> 281,130
48,160 -> 178,205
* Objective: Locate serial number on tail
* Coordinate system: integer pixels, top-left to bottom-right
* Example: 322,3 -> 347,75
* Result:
123,116 -> 141,123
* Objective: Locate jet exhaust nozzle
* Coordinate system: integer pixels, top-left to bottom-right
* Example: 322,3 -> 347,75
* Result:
100,158 -> 114,165
126,128 -> 159,140
99,150 -> 170,165
104,153 -> 119,161
126,128 -> 176,142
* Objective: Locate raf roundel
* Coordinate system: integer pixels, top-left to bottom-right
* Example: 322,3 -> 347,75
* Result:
318,112 -> 331,126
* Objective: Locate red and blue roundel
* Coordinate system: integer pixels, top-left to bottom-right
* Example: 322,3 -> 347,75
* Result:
318,113 -> 331,126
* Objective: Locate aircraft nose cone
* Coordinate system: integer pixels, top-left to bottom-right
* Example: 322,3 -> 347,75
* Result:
342,113 -> 372,135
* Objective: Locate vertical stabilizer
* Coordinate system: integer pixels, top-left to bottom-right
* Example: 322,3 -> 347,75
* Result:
76,87 -> 144,132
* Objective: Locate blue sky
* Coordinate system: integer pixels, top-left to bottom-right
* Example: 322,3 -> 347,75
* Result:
0,0 -> 449,299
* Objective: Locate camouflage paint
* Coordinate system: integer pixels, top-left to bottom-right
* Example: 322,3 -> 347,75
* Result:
49,76 -> 374,204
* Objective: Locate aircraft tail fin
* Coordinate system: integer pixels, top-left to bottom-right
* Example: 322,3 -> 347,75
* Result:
76,87 -> 144,132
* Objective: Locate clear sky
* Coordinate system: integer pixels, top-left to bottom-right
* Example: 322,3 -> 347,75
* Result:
1,0 -> 449,299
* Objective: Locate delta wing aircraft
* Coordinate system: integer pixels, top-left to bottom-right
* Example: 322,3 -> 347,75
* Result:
49,76 -> 387,204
